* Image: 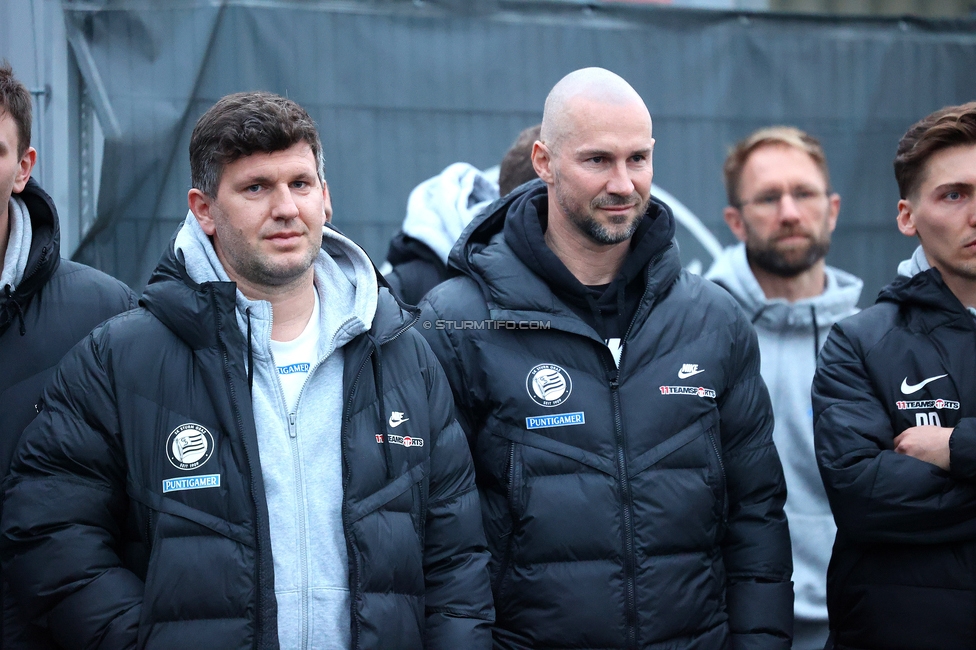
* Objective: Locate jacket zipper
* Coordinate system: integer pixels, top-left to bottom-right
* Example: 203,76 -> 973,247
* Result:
342,354 -> 370,649
494,441 -> 520,600
288,411 -> 310,649
602,258 -> 661,650
609,375 -> 638,650
16,245 -> 49,287
213,289 -> 263,650
705,429 -> 728,534
277,339 -> 329,650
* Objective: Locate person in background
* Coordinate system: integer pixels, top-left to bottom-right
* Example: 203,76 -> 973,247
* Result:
1,90 -> 493,649
706,126 -> 862,650
498,124 -> 541,197
383,124 -> 542,305
813,101 -> 976,649
0,61 -> 135,649
419,67 -> 792,649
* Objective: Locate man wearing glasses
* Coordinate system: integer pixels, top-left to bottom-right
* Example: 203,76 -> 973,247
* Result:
707,127 -> 862,650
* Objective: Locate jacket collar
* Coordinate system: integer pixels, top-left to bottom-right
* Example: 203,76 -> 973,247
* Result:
141,227 -> 416,353
448,179 -> 681,337
0,178 -> 62,337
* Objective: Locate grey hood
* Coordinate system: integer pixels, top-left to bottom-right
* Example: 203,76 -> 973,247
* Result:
897,244 -> 931,278
0,196 -> 32,292
174,210 -> 377,352
706,242 -> 862,333
402,162 -> 499,264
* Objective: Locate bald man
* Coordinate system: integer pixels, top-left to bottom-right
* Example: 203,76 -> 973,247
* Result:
418,68 -> 793,649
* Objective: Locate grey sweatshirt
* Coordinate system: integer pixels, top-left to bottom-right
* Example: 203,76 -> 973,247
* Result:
706,243 -> 862,624
175,212 -> 378,649
1,196 -> 31,290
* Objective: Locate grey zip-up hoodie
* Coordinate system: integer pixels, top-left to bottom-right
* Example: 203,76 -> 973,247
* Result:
175,212 -> 378,649
706,242 -> 862,626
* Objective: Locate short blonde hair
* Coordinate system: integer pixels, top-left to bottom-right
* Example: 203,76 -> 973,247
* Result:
723,126 -> 830,206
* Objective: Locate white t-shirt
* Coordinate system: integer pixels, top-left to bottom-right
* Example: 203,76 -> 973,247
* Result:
270,291 -> 321,413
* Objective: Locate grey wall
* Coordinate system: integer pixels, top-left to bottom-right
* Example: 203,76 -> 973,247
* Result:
62,0 -> 976,304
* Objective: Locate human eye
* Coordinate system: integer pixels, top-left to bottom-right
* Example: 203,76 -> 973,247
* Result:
793,188 -> 819,201
755,192 -> 781,206
245,184 -> 263,194
291,180 -> 309,190
587,156 -> 605,164
944,190 -> 964,201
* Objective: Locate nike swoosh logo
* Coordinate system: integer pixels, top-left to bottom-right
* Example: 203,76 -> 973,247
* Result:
389,416 -> 409,428
900,374 -> 948,395
678,368 -> 705,379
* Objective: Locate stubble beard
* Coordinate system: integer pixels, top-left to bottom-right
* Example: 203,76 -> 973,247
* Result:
236,243 -> 319,288
558,190 -> 648,246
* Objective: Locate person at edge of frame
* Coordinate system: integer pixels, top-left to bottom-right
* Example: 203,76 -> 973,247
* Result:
1,90 -> 493,649
0,61 -> 136,650
814,100 -> 976,650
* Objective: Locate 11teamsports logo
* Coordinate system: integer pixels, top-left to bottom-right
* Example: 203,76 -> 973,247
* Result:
896,398 -> 960,411
659,385 -> 716,399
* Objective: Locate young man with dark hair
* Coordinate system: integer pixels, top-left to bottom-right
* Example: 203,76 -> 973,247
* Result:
419,68 -> 793,649
813,101 -> 976,649
1,91 -> 493,648
707,126 -> 862,650
0,62 -> 135,648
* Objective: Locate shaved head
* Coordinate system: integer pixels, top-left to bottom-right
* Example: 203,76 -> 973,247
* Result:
531,68 -> 655,253
540,68 -> 649,153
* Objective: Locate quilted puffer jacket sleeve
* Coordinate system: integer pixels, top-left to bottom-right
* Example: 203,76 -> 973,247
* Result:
718,311 -> 793,649
418,285 -> 487,444
419,339 -> 494,648
1,331 -> 142,648
813,322 -> 976,544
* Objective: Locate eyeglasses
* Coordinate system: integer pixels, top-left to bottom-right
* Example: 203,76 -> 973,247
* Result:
737,188 -> 829,213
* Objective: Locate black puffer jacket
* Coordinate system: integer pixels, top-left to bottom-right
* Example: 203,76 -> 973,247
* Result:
418,182 -> 793,649
1,242 -> 493,649
384,231 -> 448,305
813,267 -> 976,650
0,178 -> 134,649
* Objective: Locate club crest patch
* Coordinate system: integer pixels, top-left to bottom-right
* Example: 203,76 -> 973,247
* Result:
166,423 -> 215,471
527,364 -> 573,407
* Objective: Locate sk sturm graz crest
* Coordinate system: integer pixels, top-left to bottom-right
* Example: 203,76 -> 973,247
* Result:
166,423 -> 215,471
527,363 -> 573,407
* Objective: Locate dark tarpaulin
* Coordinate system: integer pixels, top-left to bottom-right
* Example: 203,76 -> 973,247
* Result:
66,0 -> 976,303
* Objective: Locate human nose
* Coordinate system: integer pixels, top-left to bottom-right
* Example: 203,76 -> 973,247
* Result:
606,160 -> 636,196
270,184 -> 300,219
777,191 -> 803,221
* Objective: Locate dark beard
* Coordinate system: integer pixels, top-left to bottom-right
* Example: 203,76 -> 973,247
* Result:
561,193 -> 647,246
746,236 -> 831,278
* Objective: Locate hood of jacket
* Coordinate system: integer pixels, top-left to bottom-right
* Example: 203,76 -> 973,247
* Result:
448,179 -> 680,337
400,162 -> 499,265
881,244 -> 974,318
706,242 -> 862,332
0,178 -> 62,337
142,213 -> 412,352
